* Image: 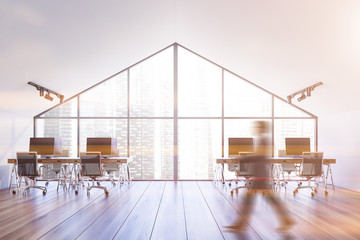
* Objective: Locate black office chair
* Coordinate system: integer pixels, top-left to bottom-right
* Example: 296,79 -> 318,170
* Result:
293,152 -> 323,197
15,152 -> 47,195
42,150 -> 70,191
80,152 -> 109,196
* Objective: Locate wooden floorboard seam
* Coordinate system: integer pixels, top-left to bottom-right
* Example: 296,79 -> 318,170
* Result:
149,181 -> 168,240
218,182 -> 336,239
196,181 -> 225,240
70,182 -> 138,239
213,183 -> 263,240
276,186 -> 358,238
180,182 -> 189,240
37,182 -> 119,239
111,181 -> 153,239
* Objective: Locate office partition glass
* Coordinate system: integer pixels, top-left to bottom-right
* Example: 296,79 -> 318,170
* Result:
34,43 -> 318,180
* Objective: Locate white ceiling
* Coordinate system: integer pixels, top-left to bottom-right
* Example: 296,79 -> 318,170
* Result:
1,0 -> 360,117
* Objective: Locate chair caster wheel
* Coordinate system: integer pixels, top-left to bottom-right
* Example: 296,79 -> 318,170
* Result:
325,191 -> 328,196
45,182 -> 49,187
314,189 -> 318,193
311,192 -> 315,197
235,181 -> 238,184
229,183 -> 231,187
75,190 -> 78,195
97,182 -> 101,186
43,191 -> 46,195
12,190 -> 16,194
230,191 -> 234,195
105,191 -> 109,196
293,191 -> 296,196
235,189 -> 239,193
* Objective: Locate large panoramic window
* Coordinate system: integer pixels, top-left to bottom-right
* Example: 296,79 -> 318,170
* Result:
178,47 -> 222,117
34,43 -> 318,180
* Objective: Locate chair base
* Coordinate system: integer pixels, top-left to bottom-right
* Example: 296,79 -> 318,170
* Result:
23,185 -> 47,195
87,185 -> 109,196
230,177 -> 252,195
293,180 -> 319,197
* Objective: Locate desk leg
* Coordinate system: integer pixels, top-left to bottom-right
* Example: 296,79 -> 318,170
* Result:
117,165 -> 121,186
126,163 -> 132,184
221,163 -> 225,184
329,165 -> 335,191
325,164 -> 335,191
8,164 -> 15,191
325,165 -> 329,190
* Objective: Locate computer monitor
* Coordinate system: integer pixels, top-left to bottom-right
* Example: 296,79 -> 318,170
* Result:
29,138 -> 62,157
285,138 -> 311,156
86,138 -> 117,157
228,138 -> 254,156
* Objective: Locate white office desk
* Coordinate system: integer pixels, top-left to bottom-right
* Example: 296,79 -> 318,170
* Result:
8,156 -> 133,164
7,156 -> 133,190
216,156 -> 336,190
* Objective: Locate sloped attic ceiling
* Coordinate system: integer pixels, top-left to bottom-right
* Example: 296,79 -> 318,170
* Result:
1,0 -> 359,118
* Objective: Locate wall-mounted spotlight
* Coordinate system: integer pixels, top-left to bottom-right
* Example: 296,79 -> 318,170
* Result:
297,92 -> 306,102
28,82 -> 64,103
287,82 -> 323,104
44,91 -> 54,101
306,87 -> 312,97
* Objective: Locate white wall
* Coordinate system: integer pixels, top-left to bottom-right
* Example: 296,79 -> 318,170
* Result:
319,109 -> 360,191
0,111 -> 33,164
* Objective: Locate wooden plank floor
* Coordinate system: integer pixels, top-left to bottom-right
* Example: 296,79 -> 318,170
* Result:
1,181 -> 360,240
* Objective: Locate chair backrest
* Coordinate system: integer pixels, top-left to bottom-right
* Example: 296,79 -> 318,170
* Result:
279,149 -> 297,172
80,152 -> 102,177
301,152 -> 323,177
17,152 -> 38,177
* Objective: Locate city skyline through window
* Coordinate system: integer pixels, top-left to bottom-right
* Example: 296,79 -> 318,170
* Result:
34,43 -> 317,180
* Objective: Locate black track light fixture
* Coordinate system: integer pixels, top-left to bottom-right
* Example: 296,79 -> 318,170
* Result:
287,82 -> 323,104
28,82 -> 64,103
